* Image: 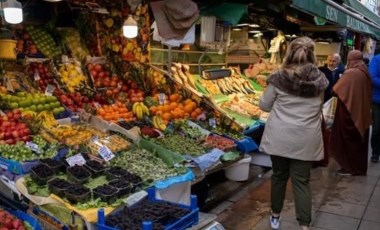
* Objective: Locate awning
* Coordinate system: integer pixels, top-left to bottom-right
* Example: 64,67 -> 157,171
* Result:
292,0 -> 380,40
344,0 -> 380,27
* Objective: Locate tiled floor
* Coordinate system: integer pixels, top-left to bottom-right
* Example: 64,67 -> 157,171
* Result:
209,157 -> 380,230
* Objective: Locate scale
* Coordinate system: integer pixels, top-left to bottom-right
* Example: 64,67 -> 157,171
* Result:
201,221 -> 225,230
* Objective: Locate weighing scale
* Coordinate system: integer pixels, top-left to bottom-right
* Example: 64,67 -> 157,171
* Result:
201,221 -> 225,230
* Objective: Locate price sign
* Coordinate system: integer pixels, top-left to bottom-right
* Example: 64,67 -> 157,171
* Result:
34,72 -> 40,81
94,102 -> 101,108
26,142 -> 40,153
66,153 -> 86,167
98,146 -> 115,161
209,118 -> 217,128
125,190 -> 148,207
158,93 -> 166,105
0,110 -> 5,116
45,84 -> 56,96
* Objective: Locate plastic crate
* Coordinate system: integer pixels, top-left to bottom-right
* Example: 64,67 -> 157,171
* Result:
0,156 -> 39,175
9,209 -> 42,230
97,187 -> 199,230
28,207 -> 68,230
234,137 -> 259,153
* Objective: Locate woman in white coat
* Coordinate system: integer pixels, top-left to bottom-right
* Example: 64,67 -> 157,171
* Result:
259,37 -> 328,230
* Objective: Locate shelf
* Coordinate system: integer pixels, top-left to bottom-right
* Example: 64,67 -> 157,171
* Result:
150,48 -> 222,54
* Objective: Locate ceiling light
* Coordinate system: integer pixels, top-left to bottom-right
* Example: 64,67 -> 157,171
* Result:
123,15 -> 138,38
248,30 -> 261,33
42,0 -> 63,2
236,23 -> 249,27
232,28 -> 242,31
285,34 -> 291,37
291,34 -> 298,37
2,0 -> 23,24
249,24 -> 260,28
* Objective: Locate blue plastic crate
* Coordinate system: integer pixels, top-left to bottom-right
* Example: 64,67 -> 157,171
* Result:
97,188 -> 199,230
0,156 -> 39,175
235,137 -> 259,153
9,209 -> 42,230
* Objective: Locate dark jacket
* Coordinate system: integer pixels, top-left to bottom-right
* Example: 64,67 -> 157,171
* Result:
319,63 -> 345,102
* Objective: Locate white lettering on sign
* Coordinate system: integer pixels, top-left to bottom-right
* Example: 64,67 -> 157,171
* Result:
326,5 -> 338,22
347,15 -> 370,32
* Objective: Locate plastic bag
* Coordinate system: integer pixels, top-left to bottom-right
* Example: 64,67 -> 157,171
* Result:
323,97 -> 337,129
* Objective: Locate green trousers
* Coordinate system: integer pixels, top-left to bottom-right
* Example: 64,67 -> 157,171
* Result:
270,155 -> 313,226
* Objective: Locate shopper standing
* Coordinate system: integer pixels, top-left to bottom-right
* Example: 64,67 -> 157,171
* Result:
369,54 -> 380,162
319,53 -> 345,102
259,37 -> 328,230
330,50 -> 372,175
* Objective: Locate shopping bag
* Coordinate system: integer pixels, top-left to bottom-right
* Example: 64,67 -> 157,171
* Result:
322,97 -> 337,129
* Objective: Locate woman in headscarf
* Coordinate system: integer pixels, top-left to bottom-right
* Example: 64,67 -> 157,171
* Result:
330,50 -> 372,176
259,37 -> 328,230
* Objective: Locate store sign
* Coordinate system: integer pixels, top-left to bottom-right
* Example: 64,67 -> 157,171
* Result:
292,0 -> 380,39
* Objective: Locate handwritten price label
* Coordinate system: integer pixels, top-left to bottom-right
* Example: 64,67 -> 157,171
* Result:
45,84 -> 56,96
98,146 -> 115,161
209,118 -> 217,128
26,142 -> 40,153
158,93 -> 166,105
34,72 -> 40,81
66,154 -> 86,167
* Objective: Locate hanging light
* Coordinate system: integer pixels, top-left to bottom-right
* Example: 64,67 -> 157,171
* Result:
122,15 -> 138,38
2,0 -> 23,24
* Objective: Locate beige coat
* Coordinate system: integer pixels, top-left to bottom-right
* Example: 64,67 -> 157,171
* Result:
259,84 -> 324,161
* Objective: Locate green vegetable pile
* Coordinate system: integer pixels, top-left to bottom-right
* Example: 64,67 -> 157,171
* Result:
152,134 -> 206,156
111,148 -> 184,182
0,143 -> 34,162
173,120 -> 207,140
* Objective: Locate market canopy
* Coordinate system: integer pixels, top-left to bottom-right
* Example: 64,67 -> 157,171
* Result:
292,0 -> 380,40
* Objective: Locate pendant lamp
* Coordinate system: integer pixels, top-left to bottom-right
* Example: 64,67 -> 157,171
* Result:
2,0 -> 23,24
122,15 -> 138,38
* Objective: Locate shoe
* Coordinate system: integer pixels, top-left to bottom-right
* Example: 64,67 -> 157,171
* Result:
371,156 -> 379,163
270,215 -> 281,229
336,169 -> 352,176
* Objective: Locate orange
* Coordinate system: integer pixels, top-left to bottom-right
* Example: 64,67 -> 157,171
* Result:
169,102 -> 178,110
184,104 -> 193,113
184,98 -> 193,105
162,112 -> 172,121
194,108 -> 202,115
98,109 -> 106,116
189,102 -> 197,110
190,111 -> 198,119
169,93 -> 180,102
163,104 -> 171,112
149,106 -> 158,115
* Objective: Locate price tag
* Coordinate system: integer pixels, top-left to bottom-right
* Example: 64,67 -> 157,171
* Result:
66,153 -> 86,167
94,102 -> 101,108
0,110 -> 5,116
45,84 -> 56,96
91,135 -> 99,142
98,146 -> 115,161
26,142 -> 40,153
61,55 -> 69,63
34,72 -> 40,81
117,82 -> 122,89
124,190 -> 148,207
209,118 -> 217,128
5,78 -> 13,92
158,93 -> 166,105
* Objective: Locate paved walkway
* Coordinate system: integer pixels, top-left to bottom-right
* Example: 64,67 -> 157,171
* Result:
210,158 -> 380,230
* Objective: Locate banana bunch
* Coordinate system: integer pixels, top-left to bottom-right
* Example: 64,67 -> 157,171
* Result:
152,115 -> 167,131
37,111 -> 58,128
21,110 -> 37,118
132,102 -> 150,120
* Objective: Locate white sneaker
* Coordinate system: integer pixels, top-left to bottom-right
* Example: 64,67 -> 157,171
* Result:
270,215 -> 281,229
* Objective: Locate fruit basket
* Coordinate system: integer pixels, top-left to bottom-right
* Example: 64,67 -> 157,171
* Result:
84,160 -> 106,177
30,164 -> 55,185
93,184 -> 118,204
97,187 -> 199,230
108,179 -> 134,197
64,184 -> 91,204
47,178 -> 73,197
67,165 -> 91,184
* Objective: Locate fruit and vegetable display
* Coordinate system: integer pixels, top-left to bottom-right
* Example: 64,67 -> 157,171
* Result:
57,61 -> 88,93
0,110 -> 31,145
0,208 -> 33,230
26,62 -> 57,92
151,134 -> 207,157
87,135 -> 131,155
105,198 -> 190,230
0,92 -> 63,113
25,26 -> 62,58
59,28 -> 89,60
111,148 -> 183,182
